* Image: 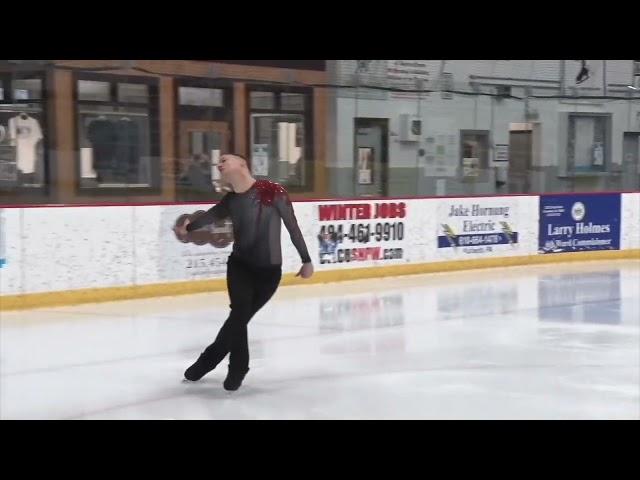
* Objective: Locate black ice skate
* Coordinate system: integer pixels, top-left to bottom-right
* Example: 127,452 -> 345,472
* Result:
223,367 -> 249,391
184,349 -> 218,381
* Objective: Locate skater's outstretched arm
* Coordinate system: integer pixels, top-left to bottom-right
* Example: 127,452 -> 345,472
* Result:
274,191 -> 312,265
186,194 -> 231,232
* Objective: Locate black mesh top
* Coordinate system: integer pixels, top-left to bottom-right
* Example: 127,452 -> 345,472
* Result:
186,180 -> 311,267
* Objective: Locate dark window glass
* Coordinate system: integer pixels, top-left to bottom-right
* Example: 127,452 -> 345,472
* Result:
179,87 -> 224,107
13,79 -> 42,100
250,91 -> 275,110
281,93 -> 305,111
118,83 -> 149,104
251,114 -> 305,187
76,77 -> 159,190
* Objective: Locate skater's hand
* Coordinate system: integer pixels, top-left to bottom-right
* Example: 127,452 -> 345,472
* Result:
173,218 -> 190,242
296,262 -> 314,279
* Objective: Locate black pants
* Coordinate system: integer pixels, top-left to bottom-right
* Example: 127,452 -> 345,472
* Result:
202,256 -> 281,373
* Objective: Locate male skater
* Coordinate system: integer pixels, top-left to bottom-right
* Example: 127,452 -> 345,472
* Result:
174,153 -> 313,391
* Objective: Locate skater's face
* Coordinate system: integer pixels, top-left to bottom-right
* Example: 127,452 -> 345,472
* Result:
218,154 -> 248,180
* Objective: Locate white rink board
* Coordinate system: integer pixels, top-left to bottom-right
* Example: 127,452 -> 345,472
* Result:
0,207 -> 23,295
622,193 -> 640,250
0,193 -> 637,297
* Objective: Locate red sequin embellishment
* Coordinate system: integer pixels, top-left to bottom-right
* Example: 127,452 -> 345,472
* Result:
252,180 -> 289,231
253,180 -> 287,206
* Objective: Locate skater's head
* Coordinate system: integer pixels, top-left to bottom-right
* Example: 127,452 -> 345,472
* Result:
218,153 -> 252,181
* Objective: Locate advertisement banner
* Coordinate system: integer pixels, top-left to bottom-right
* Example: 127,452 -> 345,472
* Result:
539,194 -> 621,254
314,200 -> 409,267
158,205 -> 234,281
437,197 -> 519,258
387,60 -> 431,99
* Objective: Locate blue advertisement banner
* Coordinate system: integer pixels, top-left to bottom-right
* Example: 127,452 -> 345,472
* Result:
539,194 -> 621,254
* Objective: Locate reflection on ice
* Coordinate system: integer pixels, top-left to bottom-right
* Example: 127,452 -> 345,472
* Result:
538,271 -> 622,324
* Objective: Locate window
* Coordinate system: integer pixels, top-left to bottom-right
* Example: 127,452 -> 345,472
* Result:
251,114 -> 305,182
250,91 -> 275,110
460,131 -> 489,178
0,73 -> 48,194
75,75 -> 160,190
13,79 -> 42,100
179,87 -> 224,107
249,87 -> 312,190
117,83 -> 149,104
567,114 -> 610,173
175,80 -> 233,202
281,93 -> 305,111
78,80 -> 110,102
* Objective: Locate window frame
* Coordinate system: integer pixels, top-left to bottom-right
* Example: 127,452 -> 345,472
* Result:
174,76 -> 234,123
172,76 -> 235,202
0,70 -> 51,204
173,78 -> 234,151
246,85 -> 314,193
72,71 -> 162,196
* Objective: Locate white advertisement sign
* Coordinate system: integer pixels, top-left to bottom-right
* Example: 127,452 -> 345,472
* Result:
436,197 -> 520,259
157,205 -> 234,281
311,199 -> 418,269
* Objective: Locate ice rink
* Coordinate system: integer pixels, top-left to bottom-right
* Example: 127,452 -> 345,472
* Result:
1,260 -> 638,420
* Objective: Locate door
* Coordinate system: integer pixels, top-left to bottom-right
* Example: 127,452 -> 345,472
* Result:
354,118 -> 388,197
178,120 -> 230,198
509,130 -> 533,193
622,132 -> 640,190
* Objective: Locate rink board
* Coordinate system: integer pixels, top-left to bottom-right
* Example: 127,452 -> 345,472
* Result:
1,192 -> 638,310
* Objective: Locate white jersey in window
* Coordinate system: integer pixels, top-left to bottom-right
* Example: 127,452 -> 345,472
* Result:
8,114 -> 43,174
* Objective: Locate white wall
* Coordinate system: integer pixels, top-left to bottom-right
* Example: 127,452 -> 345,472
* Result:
331,61 -> 640,172
336,94 -> 529,169
336,60 -> 636,92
